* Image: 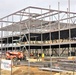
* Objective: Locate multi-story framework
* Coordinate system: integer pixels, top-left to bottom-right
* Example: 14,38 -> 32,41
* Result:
0,6 -> 76,57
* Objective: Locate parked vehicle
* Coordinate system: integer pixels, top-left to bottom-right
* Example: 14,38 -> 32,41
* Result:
6,51 -> 26,60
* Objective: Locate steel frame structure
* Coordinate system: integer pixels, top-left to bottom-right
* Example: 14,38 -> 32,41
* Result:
0,1 -> 76,74
0,6 -> 76,56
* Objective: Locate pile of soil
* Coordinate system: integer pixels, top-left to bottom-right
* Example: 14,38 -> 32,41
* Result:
12,66 -> 56,75
1,65 -> 76,75
1,66 -> 20,75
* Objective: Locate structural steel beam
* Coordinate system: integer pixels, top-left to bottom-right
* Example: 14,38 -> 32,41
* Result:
0,6 -> 76,21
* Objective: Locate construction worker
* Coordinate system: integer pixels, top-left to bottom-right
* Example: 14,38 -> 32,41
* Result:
42,53 -> 44,61
37,53 -> 40,61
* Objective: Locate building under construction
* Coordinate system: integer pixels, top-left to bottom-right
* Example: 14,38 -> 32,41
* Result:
0,6 -> 76,57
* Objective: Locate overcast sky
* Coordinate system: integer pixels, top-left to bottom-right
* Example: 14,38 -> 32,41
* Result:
0,0 -> 76,18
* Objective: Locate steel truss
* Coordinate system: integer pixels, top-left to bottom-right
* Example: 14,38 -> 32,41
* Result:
0,5 -> 76,57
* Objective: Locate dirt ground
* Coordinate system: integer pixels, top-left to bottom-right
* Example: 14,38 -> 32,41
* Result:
13,66 -> 57,75
1,66 -> 56,75
1,65 -> 76,75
